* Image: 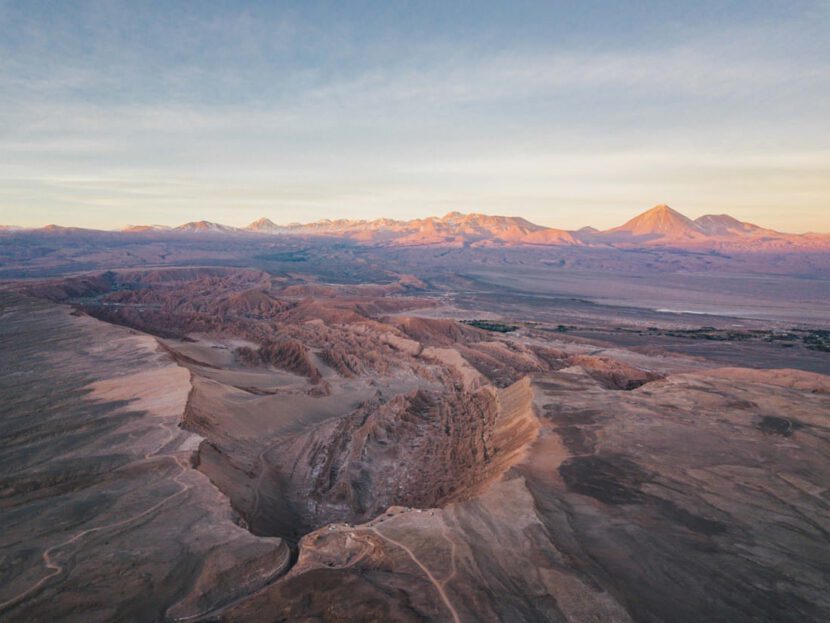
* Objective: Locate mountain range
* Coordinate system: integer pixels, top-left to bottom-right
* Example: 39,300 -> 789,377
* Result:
9,205 -> 830,251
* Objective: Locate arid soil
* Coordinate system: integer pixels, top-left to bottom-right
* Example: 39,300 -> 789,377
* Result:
1,262 -> 828,622
0,293 -> 289,622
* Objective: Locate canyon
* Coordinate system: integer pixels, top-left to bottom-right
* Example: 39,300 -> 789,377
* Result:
0,217 -> 828,622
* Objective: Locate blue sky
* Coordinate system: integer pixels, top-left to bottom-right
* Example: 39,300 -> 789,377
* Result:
1,0 -> 828,231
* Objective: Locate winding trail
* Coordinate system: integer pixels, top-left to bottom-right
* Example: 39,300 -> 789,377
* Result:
0,454 -> 193,615
0,334 -> 200,616
250,444 -> 273,524
166,543 -> 291,623
369,526 -> 461,623
439,524 -> 458,586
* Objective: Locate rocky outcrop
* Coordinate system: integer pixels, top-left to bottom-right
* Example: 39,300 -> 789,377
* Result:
238,339 -> 322,383
257,377 -> 538,536
319,346 -> 364,377
394,316 -> 488,346
568,354 -> 662,389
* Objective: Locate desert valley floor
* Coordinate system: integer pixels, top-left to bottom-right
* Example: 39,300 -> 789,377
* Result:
0,230 -> 829,622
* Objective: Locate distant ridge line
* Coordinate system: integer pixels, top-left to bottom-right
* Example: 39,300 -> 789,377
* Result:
5,205 -> 829,251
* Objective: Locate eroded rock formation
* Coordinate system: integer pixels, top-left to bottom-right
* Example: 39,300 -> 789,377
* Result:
260,378 -> 537,535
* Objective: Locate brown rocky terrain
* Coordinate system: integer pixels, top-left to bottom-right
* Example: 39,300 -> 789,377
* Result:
216,365 -> 830,623
1,262 -> 828,622
255,378 -> 537,537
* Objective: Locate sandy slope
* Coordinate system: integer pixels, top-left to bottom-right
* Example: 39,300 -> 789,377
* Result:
0,294 -> 289,622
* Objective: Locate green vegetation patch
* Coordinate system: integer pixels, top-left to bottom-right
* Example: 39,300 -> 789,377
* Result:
803,330 -> 830,352
463,319 -> 518,333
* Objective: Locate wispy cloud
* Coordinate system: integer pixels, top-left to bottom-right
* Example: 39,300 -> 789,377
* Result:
0,1 -> 828,231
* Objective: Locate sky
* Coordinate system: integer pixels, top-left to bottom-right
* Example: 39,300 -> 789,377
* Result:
1,0 -> 829,232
